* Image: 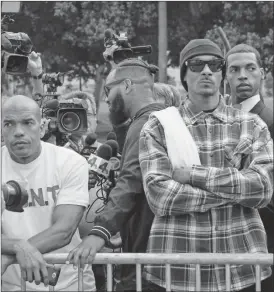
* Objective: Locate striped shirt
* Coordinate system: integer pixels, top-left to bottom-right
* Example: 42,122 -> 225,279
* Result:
139,96 -> 273,291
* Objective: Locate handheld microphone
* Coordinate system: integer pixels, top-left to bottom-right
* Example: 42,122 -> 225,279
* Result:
2,181 -> 28,212
105,140 -> 120,188
104,29 -> 114,39
88,144 -> 113,178
85,133 -> 97,146
106,131 -> 117,141
105,139 -> 119,157
81,133 -> 98,158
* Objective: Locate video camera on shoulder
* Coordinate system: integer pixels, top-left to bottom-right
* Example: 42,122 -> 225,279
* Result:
103,29 -> 152,64
39,71 -> 88,146
42,98 -> 88,135
1,15 -> 33,75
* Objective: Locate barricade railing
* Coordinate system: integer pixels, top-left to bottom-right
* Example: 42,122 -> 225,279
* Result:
19,253 -> 273,292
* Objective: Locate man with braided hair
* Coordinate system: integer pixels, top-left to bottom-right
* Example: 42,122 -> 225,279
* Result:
67,59 -> 167,291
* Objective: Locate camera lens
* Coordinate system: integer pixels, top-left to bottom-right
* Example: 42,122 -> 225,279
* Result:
60,112 -> 81,132
6,55 -> 28,74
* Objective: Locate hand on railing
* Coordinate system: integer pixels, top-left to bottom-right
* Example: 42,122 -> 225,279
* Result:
105,234 -> 122,250
67,235 -> 105,269
14,240 -> 50,286
1,254 -> 15,275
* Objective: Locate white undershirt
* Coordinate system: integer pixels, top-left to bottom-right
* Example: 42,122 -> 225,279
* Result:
240,94 -> 260,112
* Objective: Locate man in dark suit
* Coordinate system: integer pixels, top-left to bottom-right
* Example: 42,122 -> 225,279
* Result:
226,44 -> 273,291
225,44 -> 273,138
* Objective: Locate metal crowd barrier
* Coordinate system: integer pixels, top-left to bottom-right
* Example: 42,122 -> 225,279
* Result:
19,253 -> 273,292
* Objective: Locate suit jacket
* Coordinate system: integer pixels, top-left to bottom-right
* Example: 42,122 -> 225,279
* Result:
250,100 -> 273,139
250,99 -> 274,253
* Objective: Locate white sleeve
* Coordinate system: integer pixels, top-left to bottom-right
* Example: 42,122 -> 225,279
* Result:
56,154 -> 89,207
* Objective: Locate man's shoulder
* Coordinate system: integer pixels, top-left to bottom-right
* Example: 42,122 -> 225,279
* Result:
227,106 -> 270,131
257,102 -> 273,126
42,141 -> 87,166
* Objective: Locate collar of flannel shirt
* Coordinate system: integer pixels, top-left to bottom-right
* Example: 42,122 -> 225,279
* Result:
180,95 -> 228,125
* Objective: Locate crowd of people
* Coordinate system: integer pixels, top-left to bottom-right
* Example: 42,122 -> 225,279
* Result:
1,38 -> 273,292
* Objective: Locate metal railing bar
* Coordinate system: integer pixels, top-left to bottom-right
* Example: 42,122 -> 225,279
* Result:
20,272 -> 26,291
255,264 -> 261,292
78,266 -> 83,291
136,263 -> 142,292
106,264 -> 113,292
42,253 -> 274,265
165,263 -> 171,292
225,264 -> 231,291
195,264 -> 201,291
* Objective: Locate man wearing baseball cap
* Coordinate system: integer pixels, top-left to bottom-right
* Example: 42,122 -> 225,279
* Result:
139,39 -> 273,291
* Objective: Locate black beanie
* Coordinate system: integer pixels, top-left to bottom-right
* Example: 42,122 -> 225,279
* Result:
180,39 -> 224,91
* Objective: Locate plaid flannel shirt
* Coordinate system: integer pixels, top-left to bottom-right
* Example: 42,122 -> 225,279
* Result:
139,96 -> 273,291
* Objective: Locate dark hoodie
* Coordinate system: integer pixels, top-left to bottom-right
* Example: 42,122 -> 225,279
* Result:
89,102 -> 166,280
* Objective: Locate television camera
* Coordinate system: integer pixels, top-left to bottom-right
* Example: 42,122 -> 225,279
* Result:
39,73 -> 88,145
103,29 -> 152,64
1,14 -> 32,75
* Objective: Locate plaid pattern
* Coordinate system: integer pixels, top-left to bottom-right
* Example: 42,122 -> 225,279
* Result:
139,97 -> 273,291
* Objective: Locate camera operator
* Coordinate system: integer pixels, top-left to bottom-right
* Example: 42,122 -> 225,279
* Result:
1,95 -> 96,291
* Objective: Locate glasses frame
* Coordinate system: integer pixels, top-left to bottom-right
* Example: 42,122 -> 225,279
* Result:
185,58 -> 225,73
104,77 -> 152,97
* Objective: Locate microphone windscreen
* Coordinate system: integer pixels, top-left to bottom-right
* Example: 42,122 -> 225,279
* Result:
85,133 -> 97,145
106,132 -> 117,141
44,99 -> 59,110
104,29 -> 113,39
96,144 -> 112,161
105,140 -> 119,157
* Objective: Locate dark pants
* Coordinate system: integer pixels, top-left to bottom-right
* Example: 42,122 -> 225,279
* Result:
115,278 -> 166,292
239,275 -> 273,292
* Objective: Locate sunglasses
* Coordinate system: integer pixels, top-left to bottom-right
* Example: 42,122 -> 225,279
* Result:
104,77 -> 151,97
104,79 -> 125,97
186,59 -> 225,73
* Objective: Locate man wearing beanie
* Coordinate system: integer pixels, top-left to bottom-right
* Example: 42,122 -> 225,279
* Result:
67,58 -> 168,291
139,39 -> 273,291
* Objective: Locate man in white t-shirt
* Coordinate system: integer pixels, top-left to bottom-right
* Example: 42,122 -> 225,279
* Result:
1,95 -> 96,291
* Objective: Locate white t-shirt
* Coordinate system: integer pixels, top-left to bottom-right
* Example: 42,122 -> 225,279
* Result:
1,141 -> 96,291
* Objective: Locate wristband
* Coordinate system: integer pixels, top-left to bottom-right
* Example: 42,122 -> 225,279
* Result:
32,72 -> 43,79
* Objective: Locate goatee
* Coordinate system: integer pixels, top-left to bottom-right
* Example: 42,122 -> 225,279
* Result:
108,93 -> 128,126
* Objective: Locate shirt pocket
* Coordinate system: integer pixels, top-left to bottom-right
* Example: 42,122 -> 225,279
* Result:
224,137 -> 253,169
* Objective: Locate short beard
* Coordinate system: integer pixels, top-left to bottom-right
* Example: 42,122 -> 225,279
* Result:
108,92 -> 129,126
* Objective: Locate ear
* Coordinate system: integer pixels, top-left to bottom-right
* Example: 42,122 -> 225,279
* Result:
260,68 -> 266,80
123,79 -> 133,94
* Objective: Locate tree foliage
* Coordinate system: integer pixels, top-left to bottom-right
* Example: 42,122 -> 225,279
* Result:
206,1 -> 273,71
4,1 -> 273,81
